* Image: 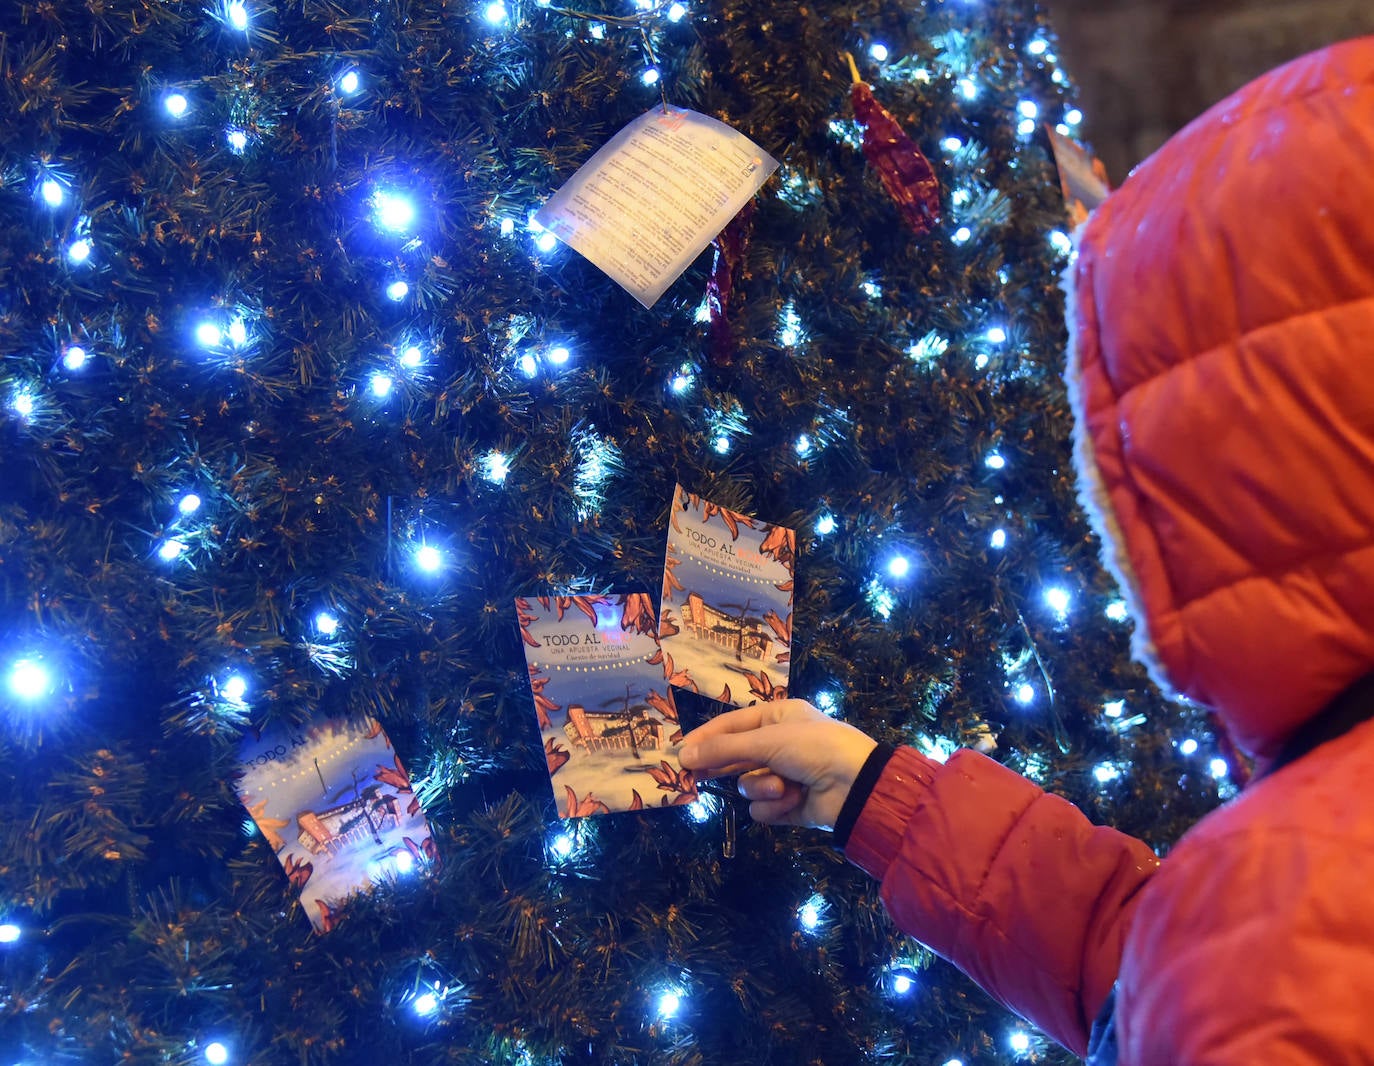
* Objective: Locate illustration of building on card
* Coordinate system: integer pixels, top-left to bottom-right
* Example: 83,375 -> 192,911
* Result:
295,788 -> 400,855
682,592 -> 773,663
563,704 -> 666,756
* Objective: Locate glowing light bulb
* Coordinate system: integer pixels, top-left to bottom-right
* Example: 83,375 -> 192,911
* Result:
1179,738 -> 1199,756
1065,108 -> 1083,126
667,2 -> 687,20
942,1060 -> 965,1066
369,372 -> 394,398
393,849 -> 414,874
814,513 -> 836,536
1028,38 -> 1049,56
867,42 -> 889,62
952,226 -> 972,244
165,93 -> 189,117
62,346 -> 88,370
1049,230 -> 1074,255
226,128 -> 248,153
670,372 -> 691,393
0,923 -> 19,943
12,390 -> 35,418
1210,758 -> 1229,779
413,991 -> 439,1016
179,493 -> 202,514
814,690 -> 839,715
386,280 -> 409,301
222,675 -> 248,703
795,434 -> 812,457
205,1042 -> 230,1065
535,231 -> 558,253
415,545 -> 442,572
957,78 -> 978,101
225,319 -> 247,348
798,895 -> 823,931
1093,763 -> 1120,784
315,612 -> 339,637
1018,118 -> 1037,137
484,0 -> 508,25
641,67 -> 661,86
1045,587 -> 1071,616
482,451 -> 511,484
338,70 -> 360,94
990,528 -> 1006,549
984,453 -> 1006,470
374,190 -> 417,234
547,346 -> 570,364
1103,700 -> 1125,718
40,179 -> 65,207
657,990 -> 682,1019
1015,683 -> 1035,704
887,555 -> 911,579
986,326 -> 1007,345
1105,600 -> 1129,621
891,970 -> 916,995
400,345 -> 423,369
158,539 -> 187,561
67,238 -> 92,263
1009,1031 -> 1031,1055
195,322 -> 222,348
1017,100 -> 1039,120
226,0 -> 249,29
712,435 -> 730,454
7,659 -> 51,700
499,217 -> 515,237
518,353 -> 538,376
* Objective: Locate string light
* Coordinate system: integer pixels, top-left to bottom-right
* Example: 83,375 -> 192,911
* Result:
1103,700 -> 1125,718
195,321 -> 223,348
373,190 -> 418,234
547,345 -> 570,365
0,923 -> 20,943
399,345 -> 424,369
1105,599 -> 1129,621
986,325 -> 1007,344
222,675 -> 248,703
942,136 -> 963,152
869,42 -> 889,62
1027,38 -> 1049,56
413,989 -> 439,1016
314,611 -> 340,637
518,353 -> 538,376
165,93 -> 189,117
886,555 -> 911,579
227,318 -> 248,347
952,226 -> 972,244
482,450 -> 511,484
1179,738 -> 1198,756
40,179 -> 66,207
957,78 -> 978,101
795,434 -> 812,457
158,539 -> 188,562
67,238 -> 92,263
667,2 -> 687,20
179,493 -> 202,514
11,389 -> 36,418
1210,757 -> 1229,779
1065,107 -> 1084,126
205,1041 -> 230,1065
1017,100 -> 1039,120
1044,586 -> 1070,620
63,345 -> 88,371
1015,683 -> 1035,705
226,128 -> 249,154
483,0 -> 509,26
1093,762 -> 1120,784
656,988 -> 683,1020
338,70 -> 361,95
369,372 -> 394,398
814,689 -> 841,715
890,967 -> 918,995
989,528 -> 1007,549
1049,230 -> 1074,255
385,280 -> 409,301
226,1 -> 249,31
814,513 -> 836,536
415,545 -> 443,573
641,68 -> 661,86
1009,1030 -> 1031,1055
797,894 -> 824,932
7,658 -> 52,701
549,832 -> 576,860
984,452 -> 1006,469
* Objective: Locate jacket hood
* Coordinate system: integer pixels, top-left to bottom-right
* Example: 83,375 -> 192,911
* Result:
1067,36 -> 1374,759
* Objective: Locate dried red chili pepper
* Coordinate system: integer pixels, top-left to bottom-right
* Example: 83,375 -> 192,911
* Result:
846,52 -> 941,236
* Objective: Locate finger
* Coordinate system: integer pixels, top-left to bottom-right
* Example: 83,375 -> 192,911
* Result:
689,758 -> 767,781
680,729 -> 779,776
680,706 -> 770,746
737,768 -> 788,801
747,782 -> 805,825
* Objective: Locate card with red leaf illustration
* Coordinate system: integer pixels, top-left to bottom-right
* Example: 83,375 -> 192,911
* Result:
236,716 -> 434,933
1045,126 -> 1111,228
516,593 -> 698,819
659,485 -> 795,709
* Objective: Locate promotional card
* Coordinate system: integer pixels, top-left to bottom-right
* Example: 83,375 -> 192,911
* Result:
517,594 -> 698,818
658,486 -> 795,708
237,716 -> 434,933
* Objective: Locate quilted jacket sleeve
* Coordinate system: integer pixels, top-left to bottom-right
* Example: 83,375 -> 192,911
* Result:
844,746 -> 1161,1056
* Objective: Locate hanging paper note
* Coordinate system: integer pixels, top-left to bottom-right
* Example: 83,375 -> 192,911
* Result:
1046,126 -> 1111,227
237,716 -> 434,933
659,486 -> 795,707
534,107 -> 779,308
516,594 -> 698,818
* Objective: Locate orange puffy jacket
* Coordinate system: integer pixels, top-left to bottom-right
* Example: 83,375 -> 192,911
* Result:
845,36 -> 1374,1063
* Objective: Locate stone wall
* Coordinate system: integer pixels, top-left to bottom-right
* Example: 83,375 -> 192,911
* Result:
1043,0 -> 1374,181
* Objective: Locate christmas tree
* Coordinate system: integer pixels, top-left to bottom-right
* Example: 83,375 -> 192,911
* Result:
0,1 -> 1228,1063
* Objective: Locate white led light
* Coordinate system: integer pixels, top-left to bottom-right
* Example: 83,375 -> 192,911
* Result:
814,514 -> 836,536
222,675 -> 248,703
869,43 -> 889,62
1018,118 -> 1037,136
518,353 -> 538,376
952,226 -> 972,244
226,128 -> 249,153
67,239 -> 92,263
1015,683 -> 1035,705
1045,586 -> 1071,615
670,372 -> 691,393
892,972 -> 915,995
1017,100 -> 1039,120
195,322 -> 222,348
887,555 -> 911,579
179,493 -> 202,514
370,372 -> 394,398
484,0 -> 508,25
1103,700 -> 1125,718
1105,600 -> 1129,622
667,2 -> 688,19
400,345 -> 423,369
657,990 -> 682,1019
393,849 -> 414,874
957,78 -> 978,101
1210,757 -> 1229,779
795,434 -> 812,457
1049,230 -> 1074,256
415,545 -> 442,572
413,991 -> 439,1016
338,70 -> 360,94
12,390 -> 35,418
547,346 -> 570,364
374,190 -> 417,234
158,539 -> 187,562
990,528 -> 1006,549
641,67 -> 661,86
1010,1031 -> 1031,1055
227,318 -> 248,347
63,346 -> 88,370
1065,108 -> 1083,126
40,179 -> 65,207
814,689 -> 839,714
165,93 -> 189,117
226,1 -> 249,30
1028,38 -> 1048,56
986,326 -> 1007,344
386,280 -> 409,301
798,895 -> 823,931
1179,738 -> 1199,756
1093,763 -> 1119,784
550,833 -> 575,859
315,611 -> 339,637
482,450 -> 511,484
7,659 -> 51,700
942,136 -> 963,152
535,231 -> 558,253
0,923 -> 19,943
205,1042 -> 230,1066
687,799 -> 710,822
712,435 -> 730,454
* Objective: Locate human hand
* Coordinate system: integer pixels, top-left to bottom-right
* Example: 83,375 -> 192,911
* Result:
679,699 -> 877,830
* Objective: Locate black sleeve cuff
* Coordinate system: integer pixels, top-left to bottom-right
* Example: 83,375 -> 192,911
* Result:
832,742 -> 896,849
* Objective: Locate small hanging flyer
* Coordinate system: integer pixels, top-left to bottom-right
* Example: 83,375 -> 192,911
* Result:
659,486 -> 795,707
534,106 -> 779,308
517,594 -> 698,818
236,716 -> 434,933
